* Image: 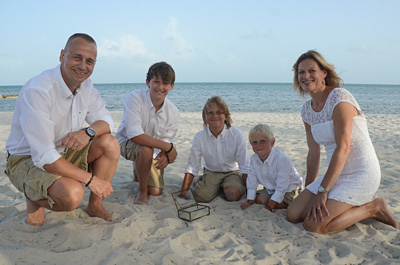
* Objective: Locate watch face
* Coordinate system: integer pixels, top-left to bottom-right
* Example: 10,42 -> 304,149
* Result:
86,127 -> 95,136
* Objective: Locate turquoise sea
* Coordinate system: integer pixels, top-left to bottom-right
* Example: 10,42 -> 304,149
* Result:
1,83 -> 399,114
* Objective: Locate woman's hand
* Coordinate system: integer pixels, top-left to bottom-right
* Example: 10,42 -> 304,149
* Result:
306,192 -> 330,223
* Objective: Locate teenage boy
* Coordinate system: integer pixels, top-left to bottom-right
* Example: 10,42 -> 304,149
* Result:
116,62 -> 179,204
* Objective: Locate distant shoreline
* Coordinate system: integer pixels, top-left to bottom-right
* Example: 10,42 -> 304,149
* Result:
0,94 -> 18,99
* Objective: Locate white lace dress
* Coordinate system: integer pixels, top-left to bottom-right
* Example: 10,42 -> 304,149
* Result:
302,88 -> 380,206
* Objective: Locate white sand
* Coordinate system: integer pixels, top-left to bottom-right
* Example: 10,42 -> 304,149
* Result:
0,111 -> 399,265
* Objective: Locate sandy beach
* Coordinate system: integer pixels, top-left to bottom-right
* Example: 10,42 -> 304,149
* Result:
0,111 -> 399,265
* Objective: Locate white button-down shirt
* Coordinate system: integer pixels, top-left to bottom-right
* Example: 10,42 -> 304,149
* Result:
115,89 -> 180,155
247,147 -> 303,203
185,125 -> 249,176
6,65 -> 114,170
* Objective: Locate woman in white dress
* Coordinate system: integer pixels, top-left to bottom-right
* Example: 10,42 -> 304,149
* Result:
286,50 -> 398,234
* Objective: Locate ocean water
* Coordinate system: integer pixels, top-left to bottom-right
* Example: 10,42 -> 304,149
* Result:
1,83 -> 399,114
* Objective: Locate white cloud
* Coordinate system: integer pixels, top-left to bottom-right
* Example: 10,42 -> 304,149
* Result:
98,34 -> 153,58
164,16 -> 195,59
241,28 -> 273,40
346,43 -> 371,53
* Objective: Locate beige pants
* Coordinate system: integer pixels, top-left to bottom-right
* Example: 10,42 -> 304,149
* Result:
194,168 -> 246,202
256,187 -> 302,205
5,144 -> 91,208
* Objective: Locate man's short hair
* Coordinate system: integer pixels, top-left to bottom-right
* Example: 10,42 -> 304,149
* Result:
65,33 -> 96,49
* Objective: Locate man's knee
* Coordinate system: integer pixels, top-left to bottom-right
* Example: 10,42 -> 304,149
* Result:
89,134 -> 120,162
99,134 -> 120,155
48,180 -> 84,211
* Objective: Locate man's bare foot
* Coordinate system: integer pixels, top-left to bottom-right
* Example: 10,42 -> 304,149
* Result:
87,204 -> 112,222
373,198 -> 398,229
26,199 -> 45,226
134,192 -> 148,205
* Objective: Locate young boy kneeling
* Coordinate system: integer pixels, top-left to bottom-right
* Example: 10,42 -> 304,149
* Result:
241,124 -> 303,212
180,96 -> 249,202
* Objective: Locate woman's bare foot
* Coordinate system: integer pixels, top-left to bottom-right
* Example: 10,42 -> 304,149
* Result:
26,199 -> 45,226
134,192 -> 148,205
372,198 -> 398,229
87,204 -> 112,221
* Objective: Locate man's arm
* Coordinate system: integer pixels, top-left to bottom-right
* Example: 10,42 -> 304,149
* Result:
60,120 -> 111,150
43,157 -> 113,199
47,120 -> 114,198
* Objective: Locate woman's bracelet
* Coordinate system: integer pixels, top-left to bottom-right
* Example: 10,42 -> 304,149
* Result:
166,143 -> 174,153
86,172 -> 94,187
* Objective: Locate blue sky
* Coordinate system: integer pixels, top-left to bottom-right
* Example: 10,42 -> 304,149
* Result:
1,0 -> 399,86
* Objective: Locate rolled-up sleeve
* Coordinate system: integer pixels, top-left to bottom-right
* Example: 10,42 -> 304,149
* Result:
124,92 -> 146,139
20,89 -> 62,169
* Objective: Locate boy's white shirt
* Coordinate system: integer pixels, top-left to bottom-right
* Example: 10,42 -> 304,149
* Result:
115,89 -> 180,156
185,125 -> 250,176
246,147 -> 303,203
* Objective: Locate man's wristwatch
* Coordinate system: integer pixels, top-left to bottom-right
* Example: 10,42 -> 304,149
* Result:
83,127 -> 95,141
318,185 -> 329,194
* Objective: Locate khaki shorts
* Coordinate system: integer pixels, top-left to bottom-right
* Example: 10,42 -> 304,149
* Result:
5,144 -> 91,208
120,140 -> 164,188
256,187 -> 302,205
194,168 -> 246,202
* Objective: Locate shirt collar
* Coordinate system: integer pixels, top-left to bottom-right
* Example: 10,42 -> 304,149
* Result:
55,64 -> 74,99
257,147 -> 276,165
145,89 -> 166,113
55,64 -> 84,99
206,124 -> 227,138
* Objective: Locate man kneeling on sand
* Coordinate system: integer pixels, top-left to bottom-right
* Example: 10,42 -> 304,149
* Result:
5,33 -> 120,226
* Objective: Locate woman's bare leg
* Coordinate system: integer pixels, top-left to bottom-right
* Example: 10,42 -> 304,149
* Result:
305,198 -> 398,234
286,189 -> 315,223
